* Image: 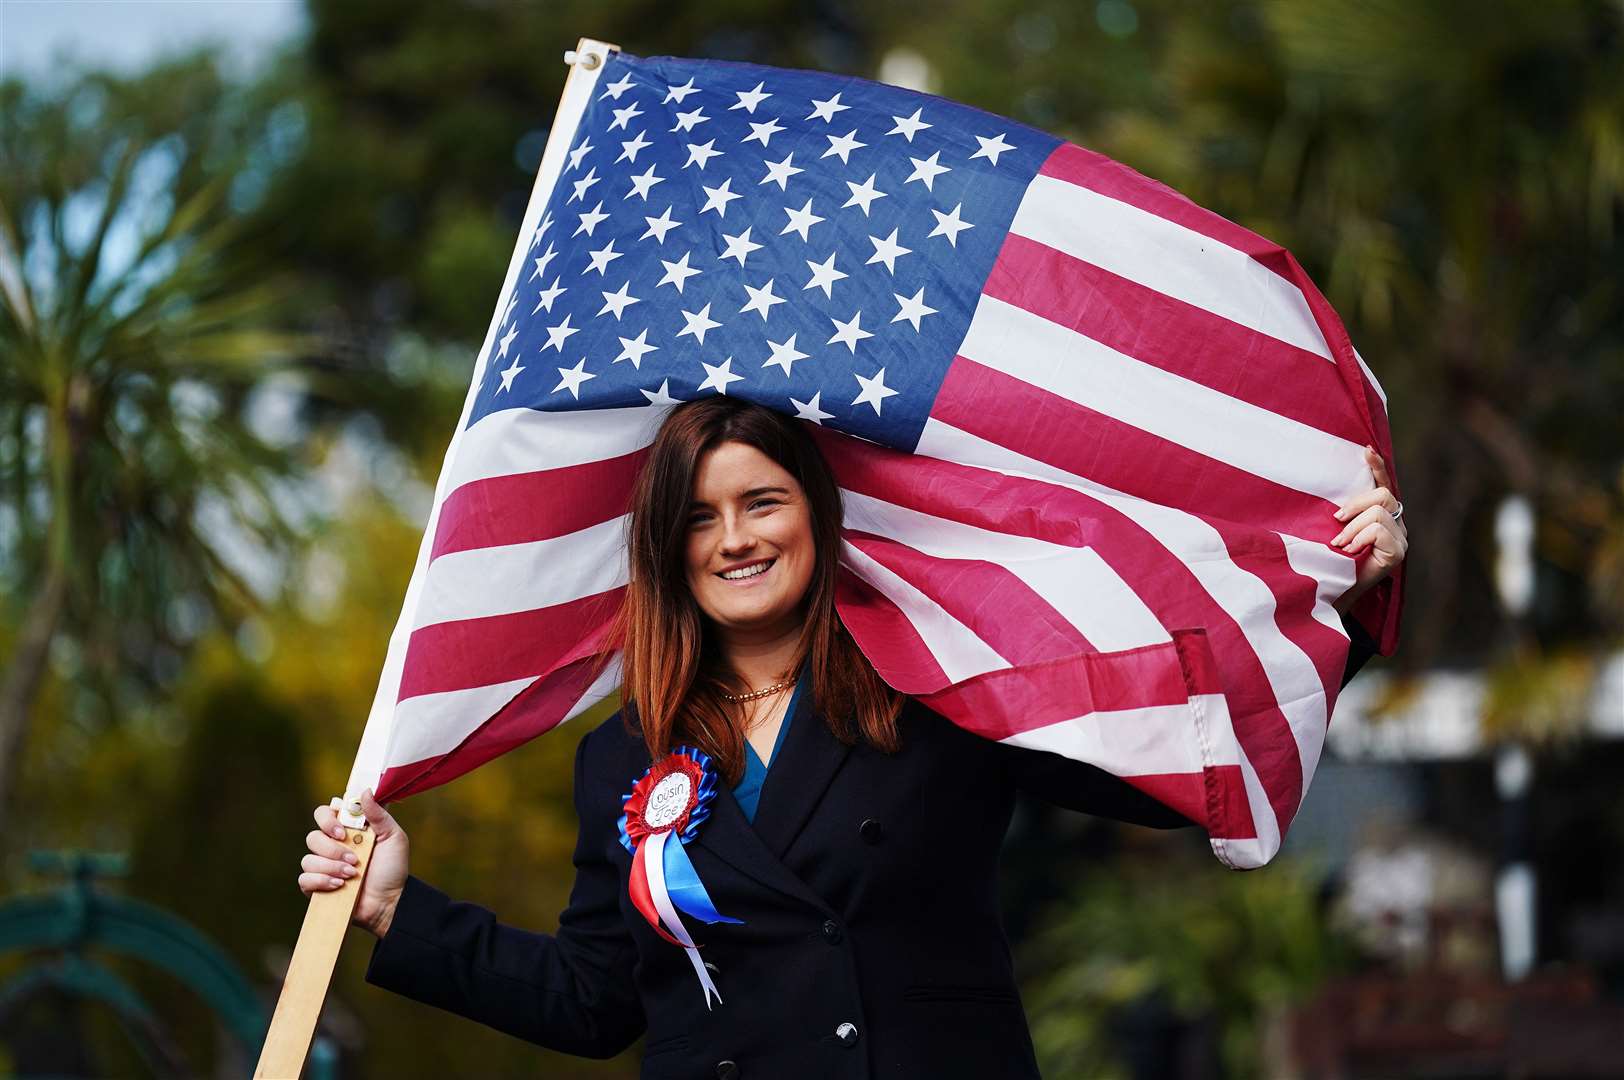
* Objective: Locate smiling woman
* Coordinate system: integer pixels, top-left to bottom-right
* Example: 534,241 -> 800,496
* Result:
301,396 -> 1397,1079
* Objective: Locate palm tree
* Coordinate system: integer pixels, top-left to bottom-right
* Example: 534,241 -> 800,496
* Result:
0,54 -> 321,834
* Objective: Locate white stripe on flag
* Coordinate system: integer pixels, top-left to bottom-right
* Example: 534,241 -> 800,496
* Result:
1013,173 -> 1332,360
840,489 -> 1170,652
958,294 -> 1362,504
998,694 -> 1241,776
414,514 -> 630,628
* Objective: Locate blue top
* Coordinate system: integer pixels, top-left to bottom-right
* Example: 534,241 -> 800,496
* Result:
730,662 -> 808,824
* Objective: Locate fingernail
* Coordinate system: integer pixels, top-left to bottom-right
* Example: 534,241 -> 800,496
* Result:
329,876 -> 345,888
1333,508 -> 1347,520
342,865 -> 357,877
344,851 -> 358,865
333,827 -> 345,840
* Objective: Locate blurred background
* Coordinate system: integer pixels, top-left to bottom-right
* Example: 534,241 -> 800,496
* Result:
2,1 -> 1621,1077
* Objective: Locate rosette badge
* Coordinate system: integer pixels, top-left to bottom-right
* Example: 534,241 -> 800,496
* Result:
617,746 -> 742,1009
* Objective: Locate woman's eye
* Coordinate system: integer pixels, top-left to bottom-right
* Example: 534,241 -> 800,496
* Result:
751,499 -> 778,510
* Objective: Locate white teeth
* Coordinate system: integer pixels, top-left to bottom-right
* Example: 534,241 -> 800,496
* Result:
720,560 -> 773,580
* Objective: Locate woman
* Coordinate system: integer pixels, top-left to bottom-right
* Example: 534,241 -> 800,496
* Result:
298,398 -> 1406,1078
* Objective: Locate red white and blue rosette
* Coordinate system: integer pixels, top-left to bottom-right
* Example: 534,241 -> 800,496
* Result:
617,745 -> 743,1009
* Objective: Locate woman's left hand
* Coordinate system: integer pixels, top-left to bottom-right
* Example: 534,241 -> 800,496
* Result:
1332,444 -> 1408,615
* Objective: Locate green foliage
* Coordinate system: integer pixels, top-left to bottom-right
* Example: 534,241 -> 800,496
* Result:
1021,852 -> 1354,1079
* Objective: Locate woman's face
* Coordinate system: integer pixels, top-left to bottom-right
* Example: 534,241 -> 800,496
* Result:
684,440 -> 816,639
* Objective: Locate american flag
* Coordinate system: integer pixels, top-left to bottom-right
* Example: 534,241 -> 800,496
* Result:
348,45 -> 1402,870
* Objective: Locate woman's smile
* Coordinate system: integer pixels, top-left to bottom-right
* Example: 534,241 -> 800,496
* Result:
718,557 -> 775,583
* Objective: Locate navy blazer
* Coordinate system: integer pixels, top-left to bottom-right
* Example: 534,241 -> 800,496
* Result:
364,616 -> 1379,1078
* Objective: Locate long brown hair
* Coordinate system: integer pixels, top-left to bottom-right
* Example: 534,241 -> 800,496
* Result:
607,397 -> 903,783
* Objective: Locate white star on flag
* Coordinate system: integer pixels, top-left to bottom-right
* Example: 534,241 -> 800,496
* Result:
781,198 -> 824,242
657,251 -> 702,292
568,168 -> 600,203
617,130 -> 652,164
597,281 -> 640,320
677,302 -> 722,345
743,118 -> 785,147
530,276 -> 565,314
566,139 -> 593,171
928,202 -> 974,247
574,201 -> 609,237
807,92 -> 850,122
740,278 -> 785,321
970,131 -> 1015,165
609,101 -> 643,131
625,164 -> 664,200
891,286 -> 938,331
865,228 -> 912,274
598,74 -> 635,100
699,178 -> 742,217
842,174 -> 887,216
671,107 -> 710,133
698,356 -> 744,394
542,313 -> 579,352
790,389 -> 834,423
827,309 -> 873,353
887,108 -> 931,141
529,242 -> 557,281
822,129 -> 866,164
719,226 -> 763,267
552,356 -> 595,398
585,239 -> 623,275
497,324 -> 519,357
640,206 -> 681,243
662,77 -> 699,104
614,328 -> 658,368
851,366 -> 898,413
730,81 -> 772,113
497,357 -> 524,392
640,377 -> 681,405
803,251 -> 847,298
684,140 -> 724,169
905,151 -> 950,192
763,333 -> 809,376
760,153 -> 802,190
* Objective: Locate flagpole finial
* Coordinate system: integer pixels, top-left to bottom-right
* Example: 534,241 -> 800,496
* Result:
564,49 -> 602,70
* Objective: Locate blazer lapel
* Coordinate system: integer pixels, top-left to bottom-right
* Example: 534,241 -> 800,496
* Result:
744,676 -> 854,862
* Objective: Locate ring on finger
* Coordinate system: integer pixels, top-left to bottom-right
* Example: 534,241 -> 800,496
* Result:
1391,499 -> 1403,522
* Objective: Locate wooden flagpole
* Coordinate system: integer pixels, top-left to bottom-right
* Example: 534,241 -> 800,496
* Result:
253,37 -> 620,1079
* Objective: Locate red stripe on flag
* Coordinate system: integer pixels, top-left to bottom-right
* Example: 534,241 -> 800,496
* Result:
398,587 -> 625,700
929,356 -> 1345,547
983,233 -> 1367,446
843,528 -> 1094,667
378,650 -> 615,801
430,450 -> 645,561
1038,143 -> 1301,281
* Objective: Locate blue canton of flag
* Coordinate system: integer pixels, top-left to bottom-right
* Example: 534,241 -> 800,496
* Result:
469,53 -> 1059,451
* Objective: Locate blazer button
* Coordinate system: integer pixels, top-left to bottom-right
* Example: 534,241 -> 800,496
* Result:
822,918 -> 842,944
859,818 -> 883,844
835,1021 -> 860,1047
716,1060 -> 740,1079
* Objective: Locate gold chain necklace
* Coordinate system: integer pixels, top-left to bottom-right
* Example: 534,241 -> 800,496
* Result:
718,677 -> 795,703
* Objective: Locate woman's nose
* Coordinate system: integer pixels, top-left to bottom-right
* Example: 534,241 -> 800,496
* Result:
719,512 -> 755,551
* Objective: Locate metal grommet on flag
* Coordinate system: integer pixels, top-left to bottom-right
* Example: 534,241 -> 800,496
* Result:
617,746 -> 742,1010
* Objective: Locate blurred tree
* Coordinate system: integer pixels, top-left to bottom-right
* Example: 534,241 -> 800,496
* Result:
1019,850 -> 1354,1079
0,55 -> 334,836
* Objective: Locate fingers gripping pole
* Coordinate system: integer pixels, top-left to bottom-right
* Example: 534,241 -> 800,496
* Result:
254,814 -> 376,1079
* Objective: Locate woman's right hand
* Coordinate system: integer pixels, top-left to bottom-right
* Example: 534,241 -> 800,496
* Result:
300,788 -> 410,939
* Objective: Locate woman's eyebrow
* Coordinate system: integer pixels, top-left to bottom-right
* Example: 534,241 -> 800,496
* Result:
688,485 -> 790,508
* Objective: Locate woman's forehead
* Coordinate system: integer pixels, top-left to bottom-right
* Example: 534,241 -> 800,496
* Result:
691,441 -> 793,493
